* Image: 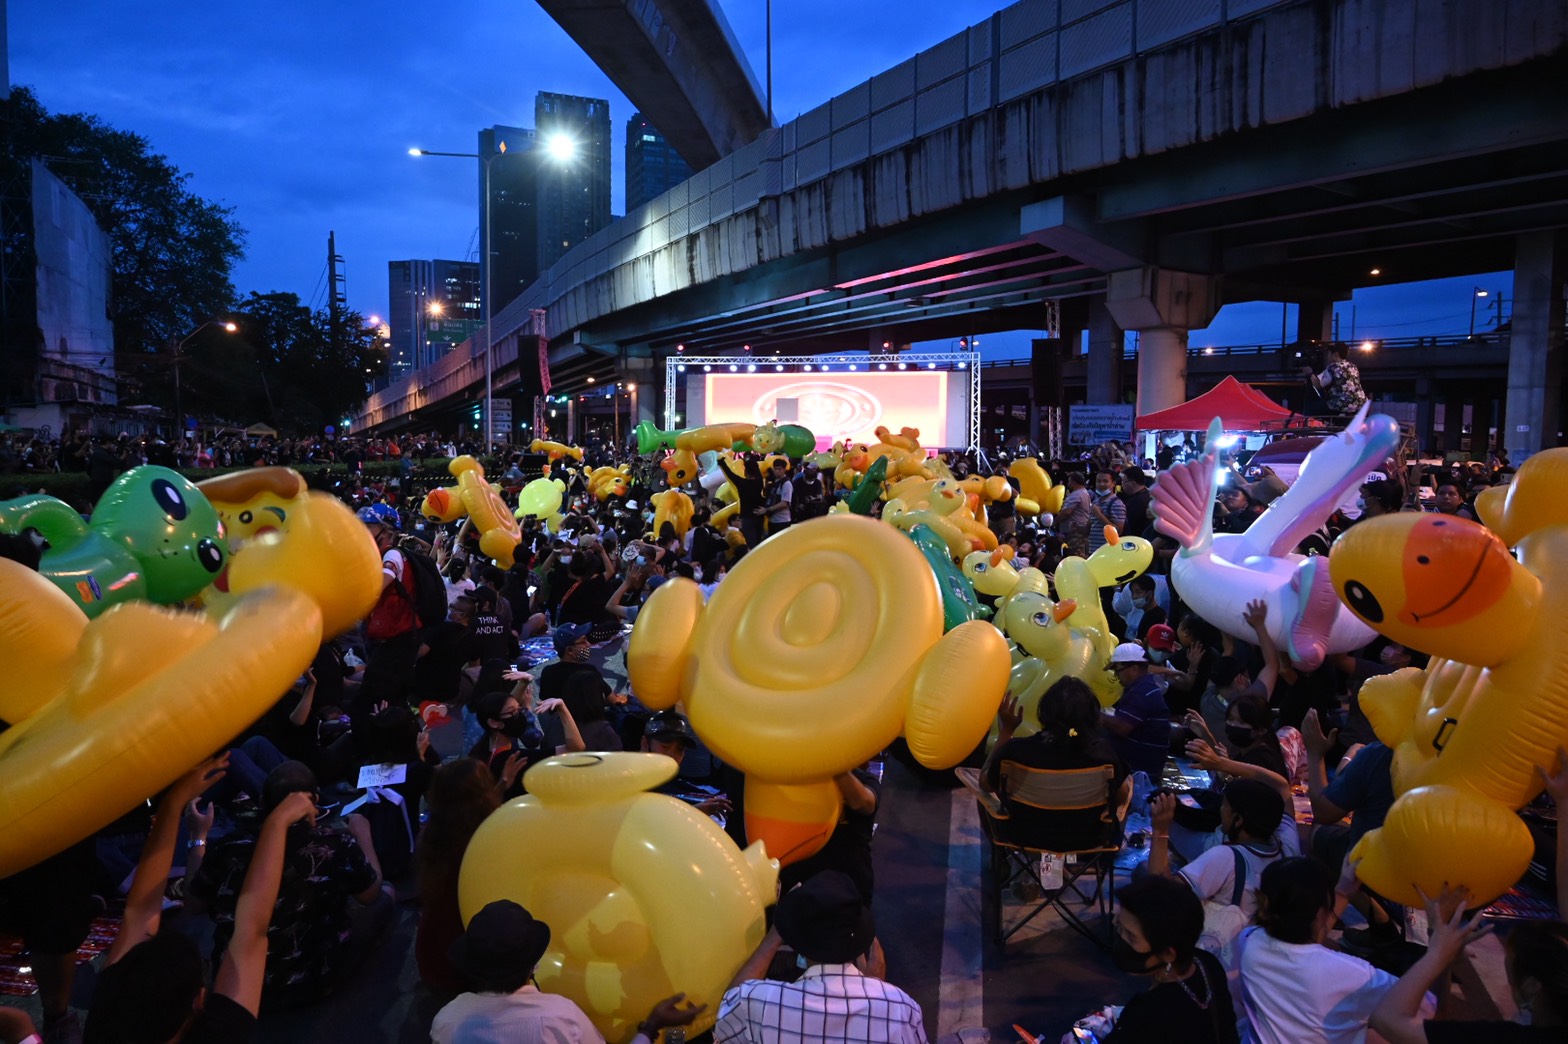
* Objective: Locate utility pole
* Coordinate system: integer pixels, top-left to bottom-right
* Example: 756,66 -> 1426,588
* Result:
327,230 -> 346,344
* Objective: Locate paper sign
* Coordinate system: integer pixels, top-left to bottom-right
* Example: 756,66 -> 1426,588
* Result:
356,763 -> 408,789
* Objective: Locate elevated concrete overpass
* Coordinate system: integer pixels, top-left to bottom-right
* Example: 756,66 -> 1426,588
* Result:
360,0 -> 1568,457
535,0 -> 770,170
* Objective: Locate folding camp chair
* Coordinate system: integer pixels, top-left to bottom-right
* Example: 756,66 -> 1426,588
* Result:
958,762 -> 1121,949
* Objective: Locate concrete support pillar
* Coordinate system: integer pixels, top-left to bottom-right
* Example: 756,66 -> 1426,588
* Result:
1470,397 -> 1494,459
1104,268 -> 1219,419
1086,299 -> 1123,405
1414,377 -> 1435,458
1136,329 -> 1190,417
1444,391 -> 1467,457
1505,231 -> 1566,463
1296,299 -> 1335,345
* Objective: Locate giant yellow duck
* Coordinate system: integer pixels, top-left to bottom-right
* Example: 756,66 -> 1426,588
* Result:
1328,447 -> 1568,905
460,753 -> 776,1041
627,514 -> 1010,864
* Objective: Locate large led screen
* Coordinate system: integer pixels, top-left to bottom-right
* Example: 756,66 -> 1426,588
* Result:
689,369 -> 968,448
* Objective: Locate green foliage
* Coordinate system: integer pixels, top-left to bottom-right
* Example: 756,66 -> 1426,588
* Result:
0,86 -> 245,362
230,291 -> 380,432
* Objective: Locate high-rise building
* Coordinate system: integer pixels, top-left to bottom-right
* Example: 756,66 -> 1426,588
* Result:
468,94 -> 609,334
387,258 -> 482,378
625,113 -> 692,212
478,125 -> 538,319
535,92 -> 611,274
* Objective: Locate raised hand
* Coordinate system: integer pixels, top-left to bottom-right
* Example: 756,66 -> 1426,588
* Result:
1302,709 -> 1339,757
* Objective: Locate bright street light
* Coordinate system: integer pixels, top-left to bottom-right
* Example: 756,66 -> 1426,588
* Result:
545,133 -> 576,161
171,319 -> 238,433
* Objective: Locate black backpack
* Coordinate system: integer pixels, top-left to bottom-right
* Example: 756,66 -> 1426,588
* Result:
396,547 -> 449,629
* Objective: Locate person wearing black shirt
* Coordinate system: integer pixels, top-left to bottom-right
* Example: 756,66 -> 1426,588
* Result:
718,455 -> 766,548
469,587 -> 517,663
778,767 -> 880,903
984,678 -> 1131,851
1100,875 -> 1238,1043
413,596 -> 477,706
1119,467 -> 1153,539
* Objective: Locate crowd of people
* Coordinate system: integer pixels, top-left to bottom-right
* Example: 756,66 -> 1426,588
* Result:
0,420 -> 1559,1044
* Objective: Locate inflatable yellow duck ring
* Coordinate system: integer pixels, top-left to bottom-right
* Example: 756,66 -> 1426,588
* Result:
627,514 -> 1010,865
1328,447 -> 1568,905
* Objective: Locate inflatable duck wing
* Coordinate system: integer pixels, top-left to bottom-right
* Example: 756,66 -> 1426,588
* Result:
1153,406 -> 1399,669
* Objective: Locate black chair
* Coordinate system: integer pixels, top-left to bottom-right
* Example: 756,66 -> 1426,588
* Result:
957,762 -> 1122,949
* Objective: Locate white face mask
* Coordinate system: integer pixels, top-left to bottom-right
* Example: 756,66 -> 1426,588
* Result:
559,554 -> 573,564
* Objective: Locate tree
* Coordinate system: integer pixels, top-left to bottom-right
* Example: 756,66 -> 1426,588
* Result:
229,291 -> 378,433
0,86 -> 245,366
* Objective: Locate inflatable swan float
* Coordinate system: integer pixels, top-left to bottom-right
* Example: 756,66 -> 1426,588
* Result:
1152,404 -> 1401,669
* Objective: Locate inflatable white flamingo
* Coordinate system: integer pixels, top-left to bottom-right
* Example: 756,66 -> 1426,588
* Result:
1152,404 -> 1401,669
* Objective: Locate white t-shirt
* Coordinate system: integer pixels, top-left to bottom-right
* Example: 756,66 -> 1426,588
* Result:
445,577 -> 476,606
1237,928 -> 1420,1044
1178,812 -> 1301,918
431,985 -> 606,1044
382,547 -> 406,584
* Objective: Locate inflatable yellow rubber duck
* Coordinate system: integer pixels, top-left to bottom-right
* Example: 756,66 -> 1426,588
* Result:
460,753 -> 777,1041
650,488 -> 695,541
0,491 -> 380,877
627,515 -> 1010,864
586,464 -> 632,501
515,477 -> 567,533
530,439 -> 584,472
1328,447 -> 1568,906
1008,458 -> 1065,516
195,466 -> 309,609
422,456 -> 522,568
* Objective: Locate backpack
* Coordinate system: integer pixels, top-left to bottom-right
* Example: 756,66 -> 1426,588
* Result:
396,547 -> 448,629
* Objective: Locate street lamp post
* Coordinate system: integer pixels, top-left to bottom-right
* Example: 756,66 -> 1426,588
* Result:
1470,288 -> 1488,338
170,320 -> 237,435
410,146 -> 500,449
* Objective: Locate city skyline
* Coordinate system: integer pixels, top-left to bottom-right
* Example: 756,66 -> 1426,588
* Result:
7,0 -> 1514,357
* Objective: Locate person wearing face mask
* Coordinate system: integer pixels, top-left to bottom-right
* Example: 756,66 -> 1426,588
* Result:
1186,693 -> 1289,784
1088,471 -> 1127,555
1115,575 -> 1168,643
470,681 -> 584,800
1087,875 -> 1238,1043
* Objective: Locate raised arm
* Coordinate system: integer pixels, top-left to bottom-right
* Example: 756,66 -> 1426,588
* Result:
106,755 -> 229,965
287,670 -> 318,727
1243,599 -> 1281,695
215,791 -> 316,1016
1185,739 -> 1294,808
1369,889 -> 1479,1043
1301,710 -> 1349,825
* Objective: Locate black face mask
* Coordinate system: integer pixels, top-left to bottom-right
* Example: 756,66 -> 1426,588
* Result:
1111,935 -> 1159,975
1225,724 -> 1256,749
497,712 -> 544,747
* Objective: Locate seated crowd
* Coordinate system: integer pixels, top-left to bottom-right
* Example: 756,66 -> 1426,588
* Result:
0,443 -> 1559,1044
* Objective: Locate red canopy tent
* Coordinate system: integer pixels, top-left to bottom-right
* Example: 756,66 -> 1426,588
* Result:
1135,376 -> 1294,431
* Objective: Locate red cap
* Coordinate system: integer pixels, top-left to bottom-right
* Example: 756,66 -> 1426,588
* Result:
1146,623 -> 1178,652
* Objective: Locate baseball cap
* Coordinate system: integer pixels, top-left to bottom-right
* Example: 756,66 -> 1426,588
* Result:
1145,624 -> 1178,652
1243,473 -> 1289,507
643,710 -> 696,748
1109,642 -> 1150,664
551,621 -> 593,654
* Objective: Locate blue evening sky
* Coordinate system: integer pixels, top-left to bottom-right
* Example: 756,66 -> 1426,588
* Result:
7,1 -> 1509,357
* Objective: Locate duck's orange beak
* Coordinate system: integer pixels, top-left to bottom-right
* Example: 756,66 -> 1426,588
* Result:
1398,516 -> 1514,628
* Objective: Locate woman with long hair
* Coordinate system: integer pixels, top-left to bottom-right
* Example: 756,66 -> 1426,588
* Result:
415,758 -> 501,994
983,677 -> 1131,850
